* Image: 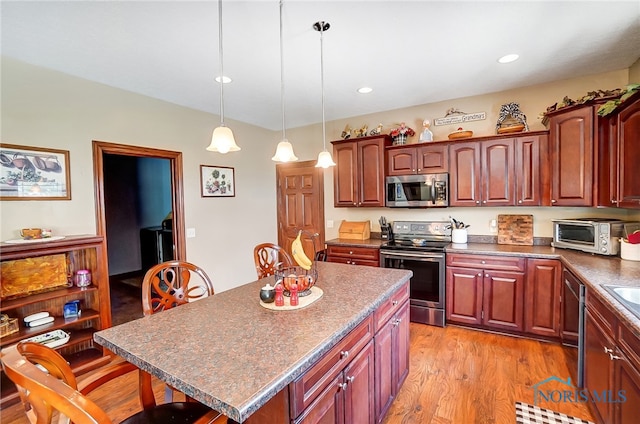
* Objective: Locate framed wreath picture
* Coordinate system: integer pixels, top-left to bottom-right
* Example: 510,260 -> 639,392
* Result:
200,165 -> 235,197
0,143 -> 71,200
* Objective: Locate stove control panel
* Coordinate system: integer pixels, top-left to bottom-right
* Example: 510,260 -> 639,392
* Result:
392,221 -> 450,237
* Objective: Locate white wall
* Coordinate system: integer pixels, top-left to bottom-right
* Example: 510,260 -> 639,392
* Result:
0,57 -> 280,292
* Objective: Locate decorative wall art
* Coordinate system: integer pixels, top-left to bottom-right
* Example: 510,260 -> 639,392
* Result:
0,144 -> 71,200
200,165 -> 235,197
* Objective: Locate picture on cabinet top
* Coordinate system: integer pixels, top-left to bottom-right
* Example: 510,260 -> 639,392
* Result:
0,144 -> 71,200
200,165 -> 235,197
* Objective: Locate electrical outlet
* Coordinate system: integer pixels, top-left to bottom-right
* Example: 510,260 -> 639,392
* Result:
489,219 -> 497,233
186,228 -> 196,238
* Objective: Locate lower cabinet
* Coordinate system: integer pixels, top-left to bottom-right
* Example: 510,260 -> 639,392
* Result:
524,259 -> 562,338
325,245 -> 380,267
584,291 -> 640,424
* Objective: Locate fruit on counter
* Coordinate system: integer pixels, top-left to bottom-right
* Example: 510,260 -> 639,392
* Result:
292,230 -> 313,270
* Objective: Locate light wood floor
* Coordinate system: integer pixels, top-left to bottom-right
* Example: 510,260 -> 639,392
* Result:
1,323 -> 595,424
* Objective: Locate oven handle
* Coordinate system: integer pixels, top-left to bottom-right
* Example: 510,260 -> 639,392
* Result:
380,251 -> 445,260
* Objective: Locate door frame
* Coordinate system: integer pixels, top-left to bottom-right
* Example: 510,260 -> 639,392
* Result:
92,141 -> 186,263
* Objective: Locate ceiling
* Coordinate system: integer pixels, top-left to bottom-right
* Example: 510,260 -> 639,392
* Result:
2,1 -> 639,131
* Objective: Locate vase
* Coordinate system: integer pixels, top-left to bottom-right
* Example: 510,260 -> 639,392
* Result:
451,229 -> 468,244
393,134 -> 407,145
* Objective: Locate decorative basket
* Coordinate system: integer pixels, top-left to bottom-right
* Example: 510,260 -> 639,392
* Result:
0,314 -> 19,339
275,266 -> 318,297
448,130 -> 474,140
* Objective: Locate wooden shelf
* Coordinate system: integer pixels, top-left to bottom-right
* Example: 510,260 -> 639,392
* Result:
0,286 -> 98,312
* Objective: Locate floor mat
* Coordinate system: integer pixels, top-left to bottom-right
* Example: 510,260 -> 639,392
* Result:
516,402 -> 594,424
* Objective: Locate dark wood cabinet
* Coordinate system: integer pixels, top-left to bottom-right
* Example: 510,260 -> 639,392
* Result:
524,259 -> 562,338
449,141 -> 482,206
332,135 -> 390,207
445,254 -> 524,331
325,245 -> 379,267
515,135 -> 545,206
387,144 -> 448,176
561,270 -> 581,345
547,105 -> 595,206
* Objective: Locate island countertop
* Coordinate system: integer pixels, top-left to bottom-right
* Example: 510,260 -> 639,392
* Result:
94,261 -> 412,423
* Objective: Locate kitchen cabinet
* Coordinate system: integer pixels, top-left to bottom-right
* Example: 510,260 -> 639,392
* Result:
515,134 -> 545,206
332,135 -> 391,208
386,143 -> 448,176
561,269 -> 581,345
374,284 -> 409,423
446,254 -> 525,332
0,235 -> 112,407
597,91 -> 640,209
326,245 -> 380,267
524,259 -> 562,339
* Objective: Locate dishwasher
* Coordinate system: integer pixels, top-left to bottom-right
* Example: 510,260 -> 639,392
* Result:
564,269 -> 585,387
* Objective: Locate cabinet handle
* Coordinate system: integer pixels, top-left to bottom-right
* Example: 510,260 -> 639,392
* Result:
392,300 -> 399,306
551,199 -> 557,203
518,200 -> 523,204
612,199 -> 618,204
346,376 -> 355,383
351,261 -> 357,265
353,202 -> 357,206
340,350 -> 349,359
395,318 -> 403,326
475,200 -> 480,204
481,260 -> 486,264
604,347 -> 613,354
338,382 -> 348,390
477,273 -> 482,277
609,353 -> 622,361
482,200 -> 487,204
349,251 -> 353,254
412,169 -> 416,172
346,260 -> 351,264
485,274 -> 489,278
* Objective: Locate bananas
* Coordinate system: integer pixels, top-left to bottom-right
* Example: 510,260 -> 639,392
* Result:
291,230 -> 313,270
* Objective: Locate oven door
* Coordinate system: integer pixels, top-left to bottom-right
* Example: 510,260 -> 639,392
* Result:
552,221 -> 598,253
380,249 -> 445,326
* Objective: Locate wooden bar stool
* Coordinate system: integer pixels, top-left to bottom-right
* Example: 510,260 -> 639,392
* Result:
253,243 -> 293,279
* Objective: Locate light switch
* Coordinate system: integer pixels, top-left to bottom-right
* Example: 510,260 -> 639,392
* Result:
489,219 -> 497,233
327,220 -> 334,228
186,228 -> 196,238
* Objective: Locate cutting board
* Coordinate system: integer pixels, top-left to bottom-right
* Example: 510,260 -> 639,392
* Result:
497,214 -> 533,245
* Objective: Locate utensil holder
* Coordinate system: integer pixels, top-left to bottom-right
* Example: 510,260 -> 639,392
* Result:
452,229 -> 468,244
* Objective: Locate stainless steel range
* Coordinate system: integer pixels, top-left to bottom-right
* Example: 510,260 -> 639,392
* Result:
379,221 -> 450,327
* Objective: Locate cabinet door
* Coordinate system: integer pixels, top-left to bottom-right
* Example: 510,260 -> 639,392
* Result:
617,98 -> 640,209
449,142 -> 481,206
482,270 -> 524,331
296,373 -> 343,424
549,106 -> 594,206
387,148 -> 416,176
515,135 -> 542,206
481,139 -> 515,206
417,144 -> 448,174
446,266 -> 483,325
615,355 -> 640,424
333,142 -> 358,207
344,341 -> 375,424
584,309 -> 615,424
357,138 -> 386,207
524,259 -> 561,338
374,317 -> 393,423
394,302 -> 410,393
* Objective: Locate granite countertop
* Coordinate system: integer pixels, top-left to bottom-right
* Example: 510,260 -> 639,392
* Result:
446,243 -> 640,335
94,262 -> 412,423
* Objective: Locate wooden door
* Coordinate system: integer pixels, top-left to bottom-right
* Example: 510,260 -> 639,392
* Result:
549,106 -> 594,206
446,266 -> 483,325
387,147 -> 416,176
449,142 -> 481,207
482,270 -> 524,331
616,97 -> 640,209
417,144 -> 448,174
515,135 -> 542,206
276,161 -> 325,262
584,309 -> 615,424
333,142 -> 358,207
525,259 -> 561,338
481,138 -> 515,206
343,341 -> 375,424
295,373 -> 343,424
357,138 -> 386,207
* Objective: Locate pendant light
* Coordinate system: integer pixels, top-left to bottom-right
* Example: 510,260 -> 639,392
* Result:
314,21 -> 336,168
206,0 -> 240,154
272,0 -> 298,162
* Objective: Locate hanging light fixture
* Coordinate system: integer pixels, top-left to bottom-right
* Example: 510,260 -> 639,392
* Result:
206,0 -> 240,154
314,21 -> 336,168
272,0 -> 298,162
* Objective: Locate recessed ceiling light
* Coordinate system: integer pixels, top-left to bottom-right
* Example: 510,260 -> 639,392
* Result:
498,54 -> 519,64
357,87 -> 373,94
215,76 -> 232,83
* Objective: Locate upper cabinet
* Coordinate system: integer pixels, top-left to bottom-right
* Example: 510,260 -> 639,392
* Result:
332,135 -> 391,207
387,144 -> 448,176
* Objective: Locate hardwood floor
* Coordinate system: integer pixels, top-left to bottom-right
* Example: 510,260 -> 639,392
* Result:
1,322 -> 595,424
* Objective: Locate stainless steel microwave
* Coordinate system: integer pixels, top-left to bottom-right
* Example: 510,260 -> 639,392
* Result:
386,173 -> 449,208
551,218 -> 633,256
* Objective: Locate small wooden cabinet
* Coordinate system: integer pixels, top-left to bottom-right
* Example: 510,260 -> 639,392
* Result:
584,291 -> 640,424
446,253 -> 525,332
325,245 -> 380,267
0,235 -> 112,407
332,135 -> 391,208
387,143 -> 448,176
524,259 -> 562,339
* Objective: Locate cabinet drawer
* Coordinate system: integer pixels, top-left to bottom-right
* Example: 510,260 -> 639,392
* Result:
326,257 -> 379,267
289,315 -> 373,418
586,291 -> 617,336
618,322 -> 640,372
326,245 -> 379,261
374,282 -> 410,333
446,253 -> 525,272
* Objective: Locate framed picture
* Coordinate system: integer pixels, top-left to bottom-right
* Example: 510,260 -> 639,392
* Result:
200,165 -> 235,197
0,144 -> 71,200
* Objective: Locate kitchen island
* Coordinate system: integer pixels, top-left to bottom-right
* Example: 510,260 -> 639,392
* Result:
94,261 -> 412,423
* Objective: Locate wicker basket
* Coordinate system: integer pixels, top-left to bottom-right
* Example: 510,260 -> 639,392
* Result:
0,314 -> 19,339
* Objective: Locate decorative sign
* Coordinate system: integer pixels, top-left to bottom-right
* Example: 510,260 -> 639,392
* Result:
434,111 -> 486,126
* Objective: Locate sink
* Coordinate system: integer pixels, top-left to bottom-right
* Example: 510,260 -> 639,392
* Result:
603,285 -> 640,319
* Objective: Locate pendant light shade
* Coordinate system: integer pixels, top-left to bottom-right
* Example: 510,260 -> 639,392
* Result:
206,0 -> 240,153
272,0 -> 298,163
313,21 -> 335,168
